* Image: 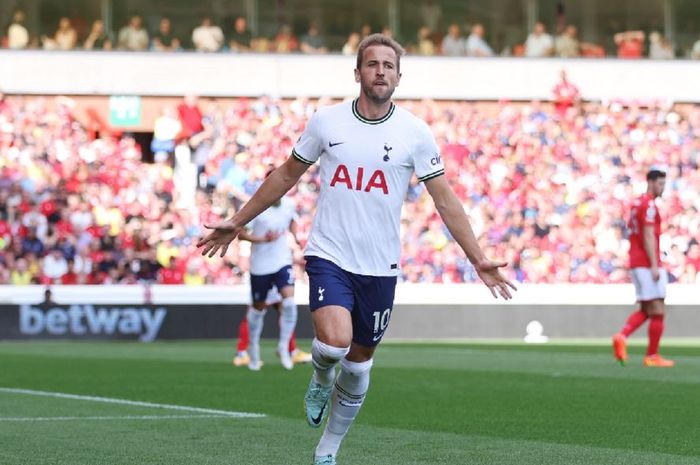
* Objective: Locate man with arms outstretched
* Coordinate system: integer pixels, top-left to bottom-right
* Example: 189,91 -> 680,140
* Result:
198,33 -> 516,465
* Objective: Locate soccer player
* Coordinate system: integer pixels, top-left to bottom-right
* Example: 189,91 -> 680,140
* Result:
235,190 -> 302,370
613,167 -> 674,367
233,286 -> 312,367
197,33 -> 516,465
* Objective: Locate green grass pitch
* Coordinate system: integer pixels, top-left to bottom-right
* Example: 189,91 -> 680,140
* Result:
1,340 -> 699,465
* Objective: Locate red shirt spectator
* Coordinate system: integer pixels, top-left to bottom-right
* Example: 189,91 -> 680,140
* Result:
177,95 -> 204,139
615,31 -> 645,58
552,70 -> 580,118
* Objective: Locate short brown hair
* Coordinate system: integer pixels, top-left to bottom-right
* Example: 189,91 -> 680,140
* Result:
356,33 -> 405,72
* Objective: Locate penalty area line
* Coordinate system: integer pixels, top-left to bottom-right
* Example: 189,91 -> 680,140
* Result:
0,387 -> 265,419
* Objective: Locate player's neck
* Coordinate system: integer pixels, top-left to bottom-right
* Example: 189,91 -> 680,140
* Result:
355,95 -> 393,120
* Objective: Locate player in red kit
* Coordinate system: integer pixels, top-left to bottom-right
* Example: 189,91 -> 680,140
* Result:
613,167 -> 674,367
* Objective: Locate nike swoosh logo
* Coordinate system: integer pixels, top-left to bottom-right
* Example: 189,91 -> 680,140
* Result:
372,333 -> 383,342
311,401 -> 327,425
328,141 -> 345,148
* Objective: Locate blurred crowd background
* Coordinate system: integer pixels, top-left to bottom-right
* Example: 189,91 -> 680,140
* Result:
1,86 -> 698,286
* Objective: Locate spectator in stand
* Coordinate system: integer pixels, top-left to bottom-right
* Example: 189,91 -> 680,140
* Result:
300,22 -> 328,54
341,32 -> 360,56
192,16 -> 224,52
7,9 -> 29,50
158,256 -> 184,284
177,94 -> 204,140
228,16 -> 252,52
360,24 -> 372,39
551,69 -> 580,119
441,23 -> 465,56
614,30 -> 645,58
648,31 -> 674,59
555,25 -> 580,57
152,17 -> 181,52
184,261 -> 205,285
42,248 -> 68,283
417,26 -> 436,55
151,106 -> 182,162
117,15 -> 149,51
524,21 -> 554,57
83,19 -> 113,50
273,24 -> 298,53
42,17 -> 77,50
10,258 -> 33,285
465,23 -> 493,57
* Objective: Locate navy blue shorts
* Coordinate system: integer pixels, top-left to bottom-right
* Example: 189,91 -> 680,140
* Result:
250,265 -> 294,303
305,256 -> 397,347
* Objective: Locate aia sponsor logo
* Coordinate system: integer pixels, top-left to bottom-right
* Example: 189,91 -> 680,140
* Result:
330,164 -> 388,195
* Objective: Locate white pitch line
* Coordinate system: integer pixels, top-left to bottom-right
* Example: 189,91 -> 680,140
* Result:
0,415 -> 233,422
0,388 -> 265,419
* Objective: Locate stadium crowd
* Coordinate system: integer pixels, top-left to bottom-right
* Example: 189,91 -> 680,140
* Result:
0,92 -> 699,286
5,7 -> 700,59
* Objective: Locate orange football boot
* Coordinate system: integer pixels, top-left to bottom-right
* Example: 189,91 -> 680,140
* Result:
643,354 -> 675,367
612,333 -> 628,366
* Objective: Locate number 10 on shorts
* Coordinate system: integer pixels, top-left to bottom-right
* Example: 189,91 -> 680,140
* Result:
373,308 -> 392,334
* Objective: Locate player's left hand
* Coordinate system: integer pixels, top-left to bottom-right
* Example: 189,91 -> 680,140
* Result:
474,259 -> 517,300
197,220 -> 243,258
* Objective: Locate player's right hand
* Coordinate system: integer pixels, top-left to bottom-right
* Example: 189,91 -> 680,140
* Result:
651,266 -> 660,281
197,220 -> 243,258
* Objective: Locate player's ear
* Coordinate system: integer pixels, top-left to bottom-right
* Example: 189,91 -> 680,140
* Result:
354,68 -> 360,83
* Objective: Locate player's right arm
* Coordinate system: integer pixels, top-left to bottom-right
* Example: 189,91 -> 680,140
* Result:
197,157 -> 310,257
198,109 -> 324,258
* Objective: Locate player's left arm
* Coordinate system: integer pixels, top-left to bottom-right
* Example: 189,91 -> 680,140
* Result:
642,224 -> 660,280
424,175 -> 516,299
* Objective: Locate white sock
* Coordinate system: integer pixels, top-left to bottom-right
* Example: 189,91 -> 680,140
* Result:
311,338 -> 349,386
247,307 -> 266,365
278,297 -> 297,354
315,358 -> 373,458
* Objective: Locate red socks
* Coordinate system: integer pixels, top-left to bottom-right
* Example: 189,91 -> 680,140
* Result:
237,319 -> 249,352
236,319 -> 298,352
288,331 -> 297,352
647,314 -> 665,356
621,310 -> 648,337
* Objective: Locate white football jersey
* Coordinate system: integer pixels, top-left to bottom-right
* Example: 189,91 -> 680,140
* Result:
293,99 -> 444,276
248,197 -> 297,275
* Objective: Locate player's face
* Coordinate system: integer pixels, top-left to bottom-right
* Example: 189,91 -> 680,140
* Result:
650,177 -> 666,197
355,45 -> 401,105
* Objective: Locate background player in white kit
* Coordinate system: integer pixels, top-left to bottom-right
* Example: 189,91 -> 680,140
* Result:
232,284 -> 311,368
237,185 -> 301,370
198,34 -> 516,465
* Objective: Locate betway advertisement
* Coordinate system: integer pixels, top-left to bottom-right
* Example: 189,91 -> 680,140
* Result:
0,304 -> 314,341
